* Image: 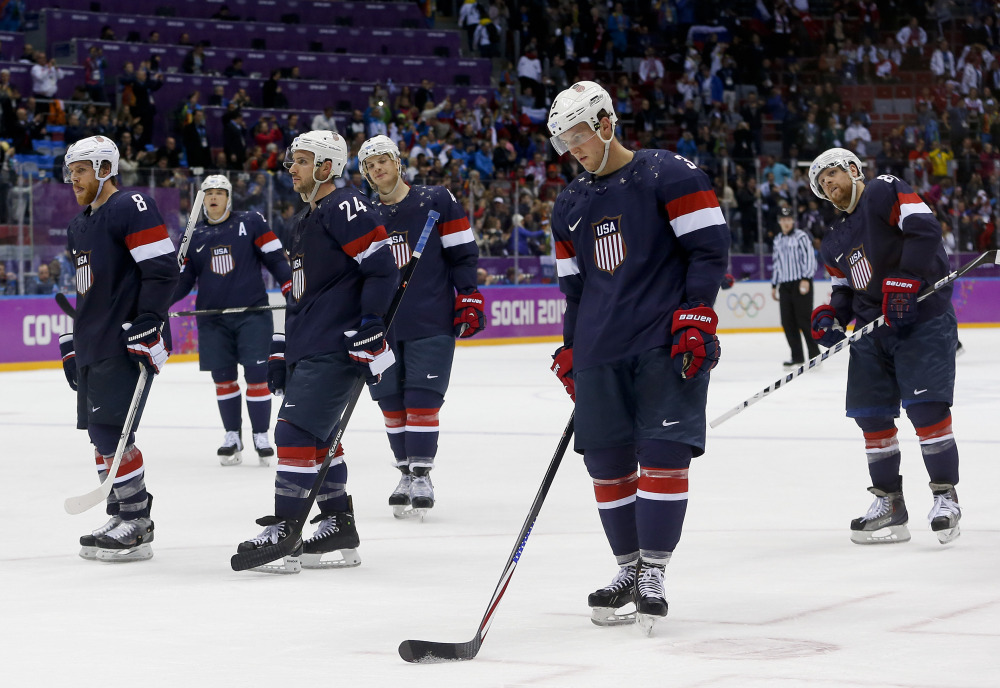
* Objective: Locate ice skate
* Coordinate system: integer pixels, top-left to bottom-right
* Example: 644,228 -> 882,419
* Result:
236,515 -> 302,574
406,471 -> 435,520
850,485 -> 910,544
389,470 -> 414,518
79,514 -> 122,560
94,517 -> 154,562
302,496 -> 361,569
588,562 -> 637,626
928,483 -> 961,544
218,430 -> 243,466
252,432 -> 274,466
635,560 -> 668,636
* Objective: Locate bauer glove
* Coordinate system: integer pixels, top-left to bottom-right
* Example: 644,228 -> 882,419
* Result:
59,333 -> 77,391
550,345 -> 575,401
881,276 -> 921,328
453,288 -> 486,338
123,313 -> 168,374
346,317 -> 395,383
267,333 -> 286,396
811,304 -> 847,347
670,305 -> 721,379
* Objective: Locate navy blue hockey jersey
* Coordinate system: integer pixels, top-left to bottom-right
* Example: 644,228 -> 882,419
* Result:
552,150 -> 730,371
67,189 -> 178,367
172,210 -> 292,310
374,185 -> 478,341
819,174 -> 952,328
283,187 -> 399,364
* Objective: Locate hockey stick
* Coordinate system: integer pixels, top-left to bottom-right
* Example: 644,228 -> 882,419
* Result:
231,210 -> 439,572
64,364 -> 150,514
55,292 -> 76,318
710,249 -> 1000,428
398,411 -> 575,663
169,304 -> 286,317
176,189 -> 205,269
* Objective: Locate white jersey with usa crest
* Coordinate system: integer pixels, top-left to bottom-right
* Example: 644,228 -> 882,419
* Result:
818,174 -> 952,328
67,189 -> 178,367
552,150 -> 730,371
374,185 -> 478,341
283,186 -> 399,364
173,210 -> 292,310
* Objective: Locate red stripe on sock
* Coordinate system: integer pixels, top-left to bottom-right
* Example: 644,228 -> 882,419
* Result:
593,472 -> 638,504
917,416 -> 952,441
406,408 -> 440,427
638,466 -> 688,495
383,410 -> 406,429
118,445 -> 143,474
314,444 -> 344,461
277,445 -> 317,468
864,427 -> 899,450
245,382 -> 270,399
215,380 -> 240,396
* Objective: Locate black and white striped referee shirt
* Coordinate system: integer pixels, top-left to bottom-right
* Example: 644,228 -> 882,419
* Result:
771,228 -> 817,286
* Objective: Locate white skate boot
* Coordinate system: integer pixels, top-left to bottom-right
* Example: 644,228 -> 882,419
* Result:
252,432 -> 274,466
218,430 -> 243,466
928,483 -> 961,544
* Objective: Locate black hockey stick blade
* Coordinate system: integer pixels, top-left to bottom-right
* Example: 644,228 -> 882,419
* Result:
229,528 -> 302,571
398,412 -> 575,663
170,304 -> 286,318
55,292 -> 76,318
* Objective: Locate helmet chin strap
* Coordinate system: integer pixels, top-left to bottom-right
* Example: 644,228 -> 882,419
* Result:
206,209 -> 230,225
590,128 -> 614,176
831,174 -> 862,214
91,169 -> 113,207
302,163 -> 333,204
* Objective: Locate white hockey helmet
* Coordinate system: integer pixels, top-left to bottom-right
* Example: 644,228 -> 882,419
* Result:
284,130 -> 348,180
809,147 -> 865,212
547,81 -> 618,174
63,135 -> 120,185
359,134 -> 404,192
201,174 -> 233,221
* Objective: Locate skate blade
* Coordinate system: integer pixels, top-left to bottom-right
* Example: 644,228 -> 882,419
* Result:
637,612 -> 664,637
850,524 -> 911,544
934,524 -> 961,544
219,451 -> 243,467
79,546 -> 98,560
301,548 -> 361,569
95,543 -> 153,562
392,505 -> 428,520
590,606 -> 637,627
250,555 -> 301,574
257,454 -> 272,467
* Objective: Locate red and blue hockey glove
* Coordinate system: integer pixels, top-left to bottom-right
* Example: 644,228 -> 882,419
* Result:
670,305 -> 721,379
346,317 -> 395,383
720,273 -> 735,290
453,289 -> 486,338
267,333 -> 286,396
280,279 -> 292,298
810,304 -> 847,347
123,313 -> 168,374
881,277 -> 921,328
59,333 -> 77,391
550,345 -> 575,401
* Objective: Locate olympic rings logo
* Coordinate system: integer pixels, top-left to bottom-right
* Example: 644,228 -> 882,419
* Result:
727,292 -> 766,318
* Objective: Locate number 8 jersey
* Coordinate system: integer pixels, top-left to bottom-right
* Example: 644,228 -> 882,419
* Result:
67,189 -> 178,367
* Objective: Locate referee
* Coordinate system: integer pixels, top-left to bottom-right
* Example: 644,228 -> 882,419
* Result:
771,206 -> 820,366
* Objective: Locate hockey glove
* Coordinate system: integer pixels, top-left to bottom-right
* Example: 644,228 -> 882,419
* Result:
59,333 -> 77,391
280,280 -> 292,298
453,289 -> 486,338
550,345 -> 575,401
346,317 -> 395,383
882,277 -> 921,328
670,305 -> 721,380
720,273 -> 735,290
123,313 -> 168,374
267,333 -> 286,396
810,304 -> 847,347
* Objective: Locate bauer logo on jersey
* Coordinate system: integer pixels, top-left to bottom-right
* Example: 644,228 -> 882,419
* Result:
593,215 -> 627,274
388,232 -> 410,269
848,245 -> 873,290
210,245 -> 235,276
290,254 -> 306,301
75,251 -> 93,295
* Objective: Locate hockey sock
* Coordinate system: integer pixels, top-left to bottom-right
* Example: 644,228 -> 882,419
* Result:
585,446 -> 639,559
110,445 -> 150,519
907,402 -> 959,485
855,416 -> 901,492
244,364 -> 271,434
378,395 -> 407,468
93,447 -> 120,516
404,388 -> 443,473
212,367 -> 242,432
635,440 -> 691,554
273,420 -> 319,520
316,443 -> 349,514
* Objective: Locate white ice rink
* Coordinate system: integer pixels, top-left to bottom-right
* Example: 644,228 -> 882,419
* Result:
2,330 -> 999,687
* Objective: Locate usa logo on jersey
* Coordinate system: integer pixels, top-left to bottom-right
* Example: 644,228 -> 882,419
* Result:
210,245 -> 235,276
387,232 -> 410,269
290,254 -> 306,301
848,245 -> 872,289
593,215 -> 626,274
75,251 -> 93,295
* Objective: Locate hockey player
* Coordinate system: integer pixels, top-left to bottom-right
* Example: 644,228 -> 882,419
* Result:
235,130 -> 399,572
172,175 -> 293,466
546,82 -> 729,633
58,135 -> 178,562
808,147 -> 962,545
358,134 -> 484,518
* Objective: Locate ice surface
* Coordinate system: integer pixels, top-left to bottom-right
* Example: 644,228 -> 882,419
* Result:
2,330 -> 998,687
